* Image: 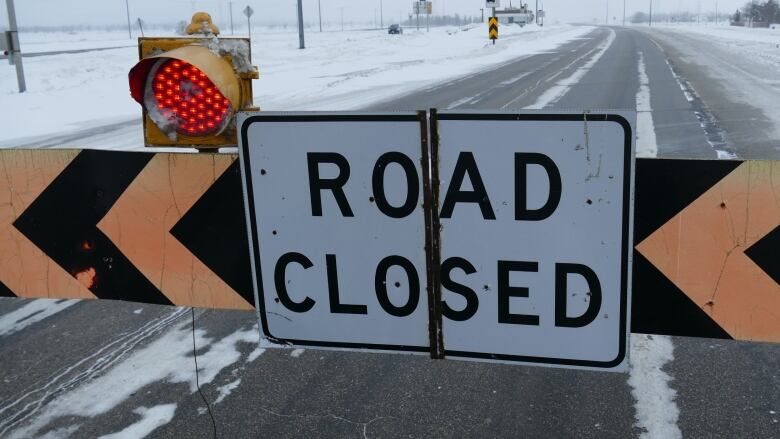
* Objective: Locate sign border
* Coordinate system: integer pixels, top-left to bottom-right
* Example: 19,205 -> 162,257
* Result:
238,112 -> 433,354
432,111 -> 633,369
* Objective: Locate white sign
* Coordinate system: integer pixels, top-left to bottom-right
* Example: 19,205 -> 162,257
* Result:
239,113 -> 431,354
239,111 -> 635,371
486,0 -> 501,8
434,112 -> 633,370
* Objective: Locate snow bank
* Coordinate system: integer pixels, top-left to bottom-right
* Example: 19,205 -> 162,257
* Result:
652,24 -> 780,67
0,25 -> 592,148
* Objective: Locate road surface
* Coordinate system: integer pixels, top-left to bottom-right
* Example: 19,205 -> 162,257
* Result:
1,26 -> 778,439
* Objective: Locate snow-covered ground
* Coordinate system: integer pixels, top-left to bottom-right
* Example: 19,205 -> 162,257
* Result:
651,23 -> 780,66
14,30 -> 137,53
646,23 -> 780,154
0,24 -> 592,147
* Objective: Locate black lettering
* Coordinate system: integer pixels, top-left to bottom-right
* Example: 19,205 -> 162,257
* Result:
273,252 -> 316,313
555,263 -> 602,327
515,153 -> 562,221
375,255 -> 420,317
440,152 -> 495,220
441,257 -> 479,321
497,260 -> 539,325
307,152 -> 354,217
326,254 -> 367,314
372,152 -> 419,219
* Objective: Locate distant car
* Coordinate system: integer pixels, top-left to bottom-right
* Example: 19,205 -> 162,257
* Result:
388,24 -> 403,34
770,23 -> 779,30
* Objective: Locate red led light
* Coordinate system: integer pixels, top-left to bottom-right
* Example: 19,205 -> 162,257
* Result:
149,59 -> 231,136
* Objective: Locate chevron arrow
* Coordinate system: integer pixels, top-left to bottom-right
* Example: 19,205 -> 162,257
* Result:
170,160 -> 255,307
0,150 -> 95,299
636,160 -> 780,342
97,153 -> 253,310
13,150 -> 170,304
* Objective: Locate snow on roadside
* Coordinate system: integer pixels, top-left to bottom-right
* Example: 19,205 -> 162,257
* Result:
646,24 -> 780,152
0,25 -> 593,148
2,312 -> 272,439
651,24 -> 780,62
0,299 -> 79,337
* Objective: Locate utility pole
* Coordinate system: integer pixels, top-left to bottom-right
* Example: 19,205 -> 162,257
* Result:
5,0 -> 26,92
380,0 -> 383,28
246,8 -> 251,39
649,0 -> 653,26
536,0 -> 538,25
297,0 -> 305,49
318,0 -> 322,32
623,0 -> 626,26
715,1 -> 718,25
606,0 -> 609,25
229,2 -> 234,35
125,0 -> 132,38
341,7 -> 344,31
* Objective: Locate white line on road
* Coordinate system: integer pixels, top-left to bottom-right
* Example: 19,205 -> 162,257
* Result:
628,334 -> 681,439
523,28 -> 616,110
629,49 -> 681,438
636,52 -> 658,158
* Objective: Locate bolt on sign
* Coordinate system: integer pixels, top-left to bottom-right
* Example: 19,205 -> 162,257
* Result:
238,110 -> 635,372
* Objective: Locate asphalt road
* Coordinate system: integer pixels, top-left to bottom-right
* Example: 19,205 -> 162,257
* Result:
1,26 -> 778,438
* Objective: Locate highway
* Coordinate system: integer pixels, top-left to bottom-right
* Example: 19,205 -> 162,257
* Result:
1,26 -> 778,438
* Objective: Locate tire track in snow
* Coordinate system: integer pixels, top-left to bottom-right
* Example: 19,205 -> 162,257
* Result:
1,308 -> 272,439
523,28 -> 616,110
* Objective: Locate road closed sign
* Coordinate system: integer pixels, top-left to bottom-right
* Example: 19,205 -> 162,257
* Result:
239,113 -> 433,353
239,111 -> 635,371
433,112 -> 634,370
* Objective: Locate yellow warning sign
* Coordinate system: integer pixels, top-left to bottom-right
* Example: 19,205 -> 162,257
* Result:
488,17 -> 498,40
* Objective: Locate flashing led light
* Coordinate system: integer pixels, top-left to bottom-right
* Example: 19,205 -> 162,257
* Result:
150,59 -> 231,137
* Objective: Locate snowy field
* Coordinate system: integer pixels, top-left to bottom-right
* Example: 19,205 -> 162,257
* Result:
652,23 -> 780,65
0,24 -> 592,147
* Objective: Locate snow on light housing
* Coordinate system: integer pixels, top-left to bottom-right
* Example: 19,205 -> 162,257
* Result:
129,44 -> 242,142
146,58 -> 232,136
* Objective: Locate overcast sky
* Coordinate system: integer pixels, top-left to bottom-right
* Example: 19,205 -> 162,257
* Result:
1,0 -> 751,28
